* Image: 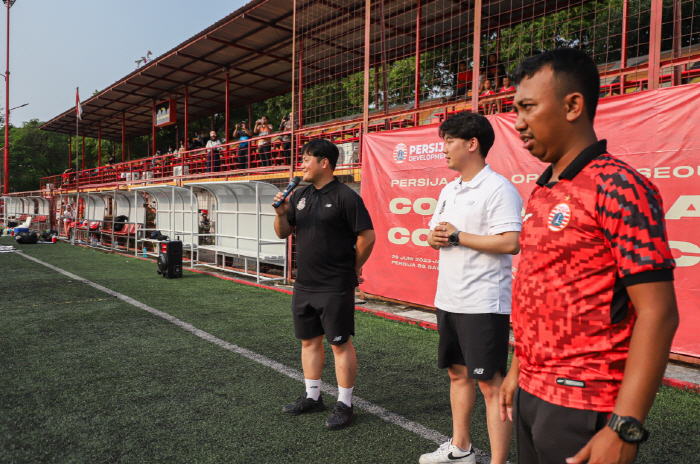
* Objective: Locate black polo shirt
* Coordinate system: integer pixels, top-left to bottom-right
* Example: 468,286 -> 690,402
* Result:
287,178 -> 374,292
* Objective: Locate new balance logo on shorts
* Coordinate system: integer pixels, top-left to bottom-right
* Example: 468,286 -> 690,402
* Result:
333,336 -> 343,342
473,368 -> 484,375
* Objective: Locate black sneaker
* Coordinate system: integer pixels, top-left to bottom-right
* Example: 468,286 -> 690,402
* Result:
282,392 -> 326,416
325,401 -> 354,430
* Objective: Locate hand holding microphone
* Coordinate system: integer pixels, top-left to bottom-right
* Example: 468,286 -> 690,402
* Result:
272,176 -> 302,212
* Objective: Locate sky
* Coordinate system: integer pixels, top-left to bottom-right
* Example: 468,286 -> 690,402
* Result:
0,0 -> 249,126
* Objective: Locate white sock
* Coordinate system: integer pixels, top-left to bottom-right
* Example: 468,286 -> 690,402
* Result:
305,379 -> 321,401
337,385 -> 353,407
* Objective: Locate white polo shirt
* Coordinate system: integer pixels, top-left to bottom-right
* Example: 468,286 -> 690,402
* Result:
429,164 -> 523,314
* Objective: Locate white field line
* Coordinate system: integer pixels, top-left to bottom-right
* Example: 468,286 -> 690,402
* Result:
18,252 -> 496,463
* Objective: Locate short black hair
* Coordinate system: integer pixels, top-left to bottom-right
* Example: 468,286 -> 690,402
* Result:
513,48 -> 600,122
438,111 -> 495,158
301,139 -> 339,169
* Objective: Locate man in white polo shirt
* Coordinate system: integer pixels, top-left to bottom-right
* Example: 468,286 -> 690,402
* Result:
419,111 -> 522,464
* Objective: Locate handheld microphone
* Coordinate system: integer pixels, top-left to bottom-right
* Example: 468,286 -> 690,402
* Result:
273,176 -> 302,208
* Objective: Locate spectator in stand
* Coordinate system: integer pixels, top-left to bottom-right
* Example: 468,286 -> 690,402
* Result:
481,79 -> 496,115
107,155 -> 116,166
454,61 -> 473,99
279,112 -> 297,165
500,75 -> 514,93
497,75 -> 516,113
255,116 -> 274,167
205,130 -> 222,173
188,134 -> 202,150
166,145 -> 175,155
177,140 -> 187,157
486,55 -> 506,91
233,121 -> 253,169
198,130 -> 207,146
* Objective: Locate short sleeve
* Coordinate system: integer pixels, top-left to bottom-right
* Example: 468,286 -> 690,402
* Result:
428,190 -> 445,230
286,190 -> 298,227
341,188 -> 373,234
595,168 -> 675,286
486,182 -> 523,235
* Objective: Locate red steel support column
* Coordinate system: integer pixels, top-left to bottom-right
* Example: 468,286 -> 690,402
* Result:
225,70 -> 230,144
413,0 -> 422,125
98,121 -> 102,167
81,130 -> 85,170
298,39 -> 304,128
3,0 -> 10,194
648,0 -> 663,90
122,112 -> 126,163
620,0 -> 629,94
152,101 -> 157,157
379,0 -> 389,115
184,85 -> 189,145
471,0 -> 483,113
69,136 -> 72,168
362,0 -> 371,139
672,0 -> 682,86
248,104 -> 252,127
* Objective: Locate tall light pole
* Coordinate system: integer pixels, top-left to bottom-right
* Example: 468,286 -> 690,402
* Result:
2,0 -> 15,194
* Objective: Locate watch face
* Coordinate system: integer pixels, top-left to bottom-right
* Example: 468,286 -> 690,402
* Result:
619,421 -> 644,442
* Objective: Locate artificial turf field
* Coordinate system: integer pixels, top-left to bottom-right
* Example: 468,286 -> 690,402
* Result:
1,236 -> 699,464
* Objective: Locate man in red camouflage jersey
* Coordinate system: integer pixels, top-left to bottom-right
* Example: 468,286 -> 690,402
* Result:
499,48 -> 679,464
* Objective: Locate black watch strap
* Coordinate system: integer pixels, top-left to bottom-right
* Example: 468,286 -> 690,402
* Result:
607,413 -> 649,444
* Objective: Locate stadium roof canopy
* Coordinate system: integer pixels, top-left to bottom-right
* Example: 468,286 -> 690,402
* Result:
40,0 -> 583,142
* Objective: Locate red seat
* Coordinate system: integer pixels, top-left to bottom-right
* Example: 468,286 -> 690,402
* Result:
113,223 -> 132,236
89,221 -> 100,230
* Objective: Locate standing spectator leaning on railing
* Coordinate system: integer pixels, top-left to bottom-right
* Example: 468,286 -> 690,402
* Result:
205,130 -> 223,173
279,112 -> 297,165
255,116 -> 274,167
233,121 -> 253,170
188,134 -> 202,150
454,61 -> 472,100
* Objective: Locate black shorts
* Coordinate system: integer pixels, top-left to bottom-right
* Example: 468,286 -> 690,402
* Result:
514,388 -> 614,464
436,309 -> 510,380
292,288 -> 355,345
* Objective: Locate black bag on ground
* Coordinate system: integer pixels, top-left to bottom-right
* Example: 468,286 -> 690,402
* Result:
114,215 -> 128,232
15,231 -> 38,244
7,221 -> 18,228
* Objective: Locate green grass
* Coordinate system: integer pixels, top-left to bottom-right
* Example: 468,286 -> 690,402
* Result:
1,236 -> 699,463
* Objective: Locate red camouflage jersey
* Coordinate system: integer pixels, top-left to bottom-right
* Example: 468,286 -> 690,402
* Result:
512,140 -> 675,412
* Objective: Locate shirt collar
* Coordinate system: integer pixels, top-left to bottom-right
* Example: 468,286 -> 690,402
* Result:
459,164 -> 493,189
536,140 -> 608,186
314,177 -> 340,195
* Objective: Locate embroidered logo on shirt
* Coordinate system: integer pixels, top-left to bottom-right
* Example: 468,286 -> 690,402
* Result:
297,198 -> 307,210
439,200 -> 446,214
548,203 -> 571,232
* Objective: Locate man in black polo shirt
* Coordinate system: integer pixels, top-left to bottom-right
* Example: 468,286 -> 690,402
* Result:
273,139 -> 375,430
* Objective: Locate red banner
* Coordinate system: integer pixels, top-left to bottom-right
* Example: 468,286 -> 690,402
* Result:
361,83 -> 700,358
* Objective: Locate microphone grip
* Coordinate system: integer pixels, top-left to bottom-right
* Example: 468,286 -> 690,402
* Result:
273,177 -> 301,208
273,188 -> 293,208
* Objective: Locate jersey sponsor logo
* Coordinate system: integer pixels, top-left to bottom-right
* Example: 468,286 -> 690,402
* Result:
473,368 -> 484,375
297,198 -> 307,210
556,377 -> 586,388
548,203 -> 571,231
393,143 -> 407,163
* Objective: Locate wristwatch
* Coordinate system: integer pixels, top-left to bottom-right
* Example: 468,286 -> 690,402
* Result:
607,413 -> 649,443
448,230 -> 461,246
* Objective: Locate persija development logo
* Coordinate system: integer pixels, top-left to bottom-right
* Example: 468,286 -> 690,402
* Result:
393,143 -> 407,163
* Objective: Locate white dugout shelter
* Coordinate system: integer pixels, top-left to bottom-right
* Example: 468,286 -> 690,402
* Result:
185,180 -> 286,283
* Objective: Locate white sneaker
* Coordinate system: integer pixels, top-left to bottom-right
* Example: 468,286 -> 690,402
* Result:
419,438 -> 476,464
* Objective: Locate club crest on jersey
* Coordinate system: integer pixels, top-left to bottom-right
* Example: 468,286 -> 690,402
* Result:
548,203 -> 571,231
297,198 -> 307,210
